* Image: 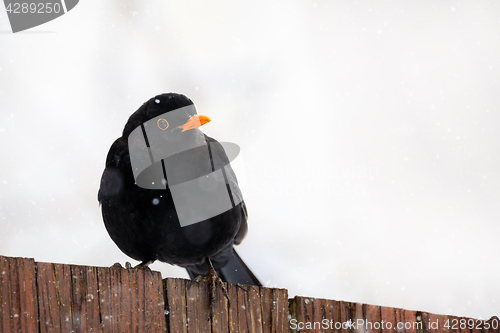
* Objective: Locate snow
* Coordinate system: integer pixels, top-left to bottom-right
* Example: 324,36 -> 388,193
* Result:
0,0 -> 499,320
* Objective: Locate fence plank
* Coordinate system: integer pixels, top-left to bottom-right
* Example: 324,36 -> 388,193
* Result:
271,287 -> 289,333
164,277 -> 188,333
185,278 -> 212,333
0,256 -> 38,333
227,283 -> 239,333
212,281 -> 229,333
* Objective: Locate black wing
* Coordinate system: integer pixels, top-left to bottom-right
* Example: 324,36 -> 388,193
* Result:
204,134 -> 248,245
98,138 -> 130,203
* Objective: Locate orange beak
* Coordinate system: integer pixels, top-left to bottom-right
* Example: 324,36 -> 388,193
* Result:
175,115 -> 211,132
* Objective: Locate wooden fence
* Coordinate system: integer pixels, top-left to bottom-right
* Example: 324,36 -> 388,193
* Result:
0,255 -> 498,332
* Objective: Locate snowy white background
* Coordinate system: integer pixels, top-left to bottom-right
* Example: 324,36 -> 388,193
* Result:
1,0 -> 499,319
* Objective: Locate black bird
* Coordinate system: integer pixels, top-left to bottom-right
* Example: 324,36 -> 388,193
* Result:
98,93 -> 261,298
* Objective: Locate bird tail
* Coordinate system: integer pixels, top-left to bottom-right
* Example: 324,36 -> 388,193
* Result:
218,249 -> 262,286
185,248 -> 262,287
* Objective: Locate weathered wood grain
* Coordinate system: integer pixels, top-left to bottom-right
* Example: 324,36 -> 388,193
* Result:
289,296 -> 500,333
0,255 -> 498,333
164,277 -> 289,333
36,261 -> 165,333
164,277 -> 188,333
0,256 -> 38,333
211,281 -> 229,333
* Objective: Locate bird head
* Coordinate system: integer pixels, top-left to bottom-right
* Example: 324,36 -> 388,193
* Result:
122,93 -> 211,139
125,93 -> 213,190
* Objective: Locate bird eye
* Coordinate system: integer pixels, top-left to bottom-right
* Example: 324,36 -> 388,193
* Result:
157,118 -> 169,130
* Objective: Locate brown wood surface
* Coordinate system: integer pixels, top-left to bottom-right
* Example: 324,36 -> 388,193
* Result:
0,255 -> 498,333
289,296 -> 499,333
164,277 -> 289,333
0,256 -> 38,333
36,260 -> 165,333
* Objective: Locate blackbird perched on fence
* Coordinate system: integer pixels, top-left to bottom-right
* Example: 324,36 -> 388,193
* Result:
98,93 -> 261,314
